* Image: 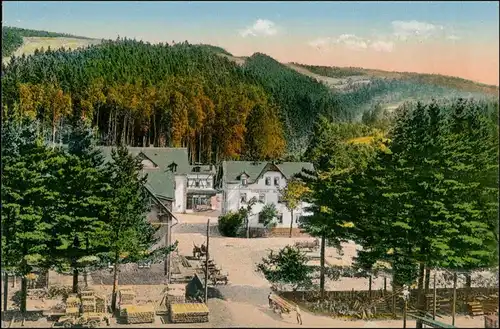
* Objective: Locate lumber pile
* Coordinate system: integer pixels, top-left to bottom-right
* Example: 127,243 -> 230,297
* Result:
66,296 -> 80,309
95,294 -> 107,313
167,285 -> 186,305
123,304 -> 155,324
81,295 -> 96,313
170,303 -> 209,323
467,301 -> 484,316
482,295 -> 499,315
65,307 -> 79,318
119,289 -> 136,305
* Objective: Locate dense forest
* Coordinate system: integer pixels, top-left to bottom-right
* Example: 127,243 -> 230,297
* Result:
2,26 -> 91,57
2,34 -> 497,163
294,63 -> 499,96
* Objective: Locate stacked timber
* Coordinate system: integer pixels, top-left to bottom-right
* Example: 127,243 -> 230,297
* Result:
482,295 -> 499,315
167,285 -> 186,305
66,296 -> 80,309
170,303 -> 209,323
95,294 -> 107,313
81,295 -> 96,313
467,301 -> 484,316
123,304 -> 155,324
119,289 -> 136,305
65,307 -> 79,318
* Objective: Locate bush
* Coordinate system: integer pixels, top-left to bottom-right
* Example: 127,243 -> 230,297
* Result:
218,211 -> 244,237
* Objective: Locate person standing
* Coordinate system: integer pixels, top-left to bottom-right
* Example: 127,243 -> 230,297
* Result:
295,304 -> 302,325
268,292 -> 273,308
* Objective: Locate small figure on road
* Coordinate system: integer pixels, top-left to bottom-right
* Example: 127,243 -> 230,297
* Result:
295,304 -> 302,325
268,292 -> 273,308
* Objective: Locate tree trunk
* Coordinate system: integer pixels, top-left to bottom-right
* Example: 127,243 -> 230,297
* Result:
20,275 -> 28,314
121,113 -> 127,145
111,254 -> 120,312
465,273 -> 472,304
368,275 -> 372,299
424,267 -> 431,312
3,272 -> 8,311
113,109 -> 118,145
72,267 -> 79,293
319,234 -> 326,300
416,262 -> 425,328
107,110 -> 112,146
51,123 -> 57,145
289,209 -> 294,238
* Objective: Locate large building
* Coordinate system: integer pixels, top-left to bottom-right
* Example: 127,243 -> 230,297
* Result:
216,160 -> 314,232
99,147 -> 216,214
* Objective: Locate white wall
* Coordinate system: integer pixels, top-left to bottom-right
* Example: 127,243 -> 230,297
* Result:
186,173 -> 214,190
174,175 -> 186,213
223,171 -> 312,229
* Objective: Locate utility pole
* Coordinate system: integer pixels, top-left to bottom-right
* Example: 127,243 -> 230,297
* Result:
204,218 -> 210,303
433,271 -> 437,320
452,272 -> 457,326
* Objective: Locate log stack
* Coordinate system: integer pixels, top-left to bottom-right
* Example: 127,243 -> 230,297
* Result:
119,289 -> 136,305
170,303 -> 209,323
65,307 -> 79,318
81,295 -> 96,313
167,285 -> 186,305
123,304 -> 155,324
66,296 -> 80,309
95,294 -> 107,313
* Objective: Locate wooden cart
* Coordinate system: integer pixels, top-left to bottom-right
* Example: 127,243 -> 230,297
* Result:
269,295 -> 295,316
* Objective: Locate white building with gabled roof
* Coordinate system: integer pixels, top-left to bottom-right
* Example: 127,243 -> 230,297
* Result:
216,160 -> 315,231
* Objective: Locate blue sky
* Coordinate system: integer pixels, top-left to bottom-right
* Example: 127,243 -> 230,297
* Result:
2,1 -> 499,84
3,1 -> 498,41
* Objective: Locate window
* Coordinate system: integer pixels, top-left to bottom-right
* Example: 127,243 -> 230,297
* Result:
277,214 -> 283,224
240,193 -> 247,203
278,195 -> 284,203
274,177 -> 280,186
195,180 -> 200,188
259,193 -> 265,203
242,178 -> 248,186
265,177 -> 271,186
258,213 -> 265,224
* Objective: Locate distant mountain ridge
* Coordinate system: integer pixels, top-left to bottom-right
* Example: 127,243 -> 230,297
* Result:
1,27 -> 497,160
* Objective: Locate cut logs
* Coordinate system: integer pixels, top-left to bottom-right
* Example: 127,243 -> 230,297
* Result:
170,303 -> 209,323
123,304 -> 155,324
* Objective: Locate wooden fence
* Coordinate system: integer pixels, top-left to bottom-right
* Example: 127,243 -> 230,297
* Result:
279,286 -> 498,316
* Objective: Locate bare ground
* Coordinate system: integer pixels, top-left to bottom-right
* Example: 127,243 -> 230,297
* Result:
3,213 -> 487,328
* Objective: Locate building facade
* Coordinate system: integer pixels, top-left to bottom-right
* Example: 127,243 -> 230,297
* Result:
217,161 -> 315,229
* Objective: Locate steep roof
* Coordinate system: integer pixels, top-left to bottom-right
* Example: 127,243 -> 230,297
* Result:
222,161 -> 314,184
99,146 -> 189,200
99,147 -> 190,174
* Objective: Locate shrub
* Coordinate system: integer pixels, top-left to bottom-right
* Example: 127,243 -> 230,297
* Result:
218,211 -> 244,237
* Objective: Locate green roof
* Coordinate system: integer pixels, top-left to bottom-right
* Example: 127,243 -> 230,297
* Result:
99,147 -> 189,200
99,147 -> 190,174
222,161 -> 314,183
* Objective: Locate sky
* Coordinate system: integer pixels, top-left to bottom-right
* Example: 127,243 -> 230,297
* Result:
3,1 -> 499,85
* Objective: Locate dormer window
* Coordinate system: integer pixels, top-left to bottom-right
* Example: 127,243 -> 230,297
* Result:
265,177 -> 271,186
274,177 -> 280,186
168,162 -> 178,173
240,173 -> 248,186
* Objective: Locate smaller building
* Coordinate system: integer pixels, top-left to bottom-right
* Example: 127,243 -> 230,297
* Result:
217,160 -> 314,232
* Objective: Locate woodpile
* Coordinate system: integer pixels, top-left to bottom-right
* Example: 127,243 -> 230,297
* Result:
170,303 -> 209,323
467,301 -> 484,316
65,307 -> 79,318
66,296 -> 80,309
119,304 -> 133,317
123,304 -> 155,324
167,285 -> 186,305
81,295 -> 96,313
119,289 -> 136,305
94,294 -> 107,314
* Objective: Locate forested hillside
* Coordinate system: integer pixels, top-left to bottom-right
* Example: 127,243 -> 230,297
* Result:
2,26 -> 91,57
1,34 -> 497,164
293,63 -> 499,96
